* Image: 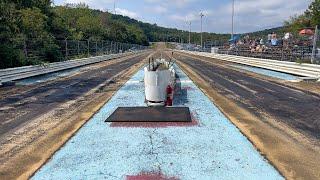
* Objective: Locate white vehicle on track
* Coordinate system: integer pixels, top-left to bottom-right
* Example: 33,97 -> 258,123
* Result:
144,57 -> 176,106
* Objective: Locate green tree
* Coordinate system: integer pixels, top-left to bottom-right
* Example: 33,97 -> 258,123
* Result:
285,0 -> 320,33
285,14 -> 312,33
306,0 -> 320,26
19,7 -> 48,38
0,2 -> 26,68
76,14 -> 104,40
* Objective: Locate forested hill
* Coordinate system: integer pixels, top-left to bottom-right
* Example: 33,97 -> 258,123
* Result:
243,27 -> 286,39
0,1 -> 230,69
108,11 -> 230,44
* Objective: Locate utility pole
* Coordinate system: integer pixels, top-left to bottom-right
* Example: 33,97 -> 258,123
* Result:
189,21 -> 191,45
200,12 -> 204,49
231,0 -> 235,41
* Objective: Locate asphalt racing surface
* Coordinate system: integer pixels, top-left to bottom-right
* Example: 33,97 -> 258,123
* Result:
0,53 -> 149,136
173,52 -> 320,140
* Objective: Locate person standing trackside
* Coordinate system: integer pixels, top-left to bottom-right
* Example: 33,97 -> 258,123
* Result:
268,34 -> 272,44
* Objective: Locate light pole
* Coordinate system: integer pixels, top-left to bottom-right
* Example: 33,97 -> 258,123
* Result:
231,0 -> 235,41
200,12 -> 204,49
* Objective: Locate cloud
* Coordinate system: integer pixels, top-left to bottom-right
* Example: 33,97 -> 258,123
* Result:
201,10 -> 212,16
144,0 -> 196,8
62,0 -> 139,19
198,0 -> 312,33
169,14 -> 186,22
169,9 -> 212,23
153,6 -> 167,13
169,14 -> 197,22
57,0 -> 313,33
144,5 -> 168,14
115,8 -> 139,19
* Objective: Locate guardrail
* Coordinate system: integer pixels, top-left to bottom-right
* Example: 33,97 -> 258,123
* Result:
177,50 -> 320,80
0,50 -> 148,85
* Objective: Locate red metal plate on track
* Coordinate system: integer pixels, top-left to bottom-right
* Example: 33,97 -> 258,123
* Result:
105,107 -> 191,122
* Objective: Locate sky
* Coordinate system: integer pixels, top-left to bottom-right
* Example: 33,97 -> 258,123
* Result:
53,0 -> 313,34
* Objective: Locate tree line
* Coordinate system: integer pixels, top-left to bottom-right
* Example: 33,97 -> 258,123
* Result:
0,1 -> 150,69
0,1 -> 229,69
1,0 -> 318,69
285,0 -> 320,33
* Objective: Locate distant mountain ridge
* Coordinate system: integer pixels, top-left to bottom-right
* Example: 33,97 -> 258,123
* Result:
242,27 -> 286,38
108,11 -> 289,44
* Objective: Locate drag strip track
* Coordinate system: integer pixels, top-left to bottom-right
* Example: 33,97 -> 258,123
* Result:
32,52 -> 282,180
174,53 -> 320,140
0,53 -> 149,136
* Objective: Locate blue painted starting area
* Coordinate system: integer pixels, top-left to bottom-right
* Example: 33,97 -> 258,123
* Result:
32,65 -> 283,180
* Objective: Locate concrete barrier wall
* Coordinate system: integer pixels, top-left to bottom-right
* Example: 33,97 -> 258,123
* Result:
177,50 -> 320,80
0,50 -> 149,85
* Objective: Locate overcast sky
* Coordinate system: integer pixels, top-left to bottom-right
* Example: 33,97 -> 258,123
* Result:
53,0 -> 312,34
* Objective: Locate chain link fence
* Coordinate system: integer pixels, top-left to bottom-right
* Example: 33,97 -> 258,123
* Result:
174,29 -> 320,64
26,39 -> 148,61
1,38 -> 148,69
